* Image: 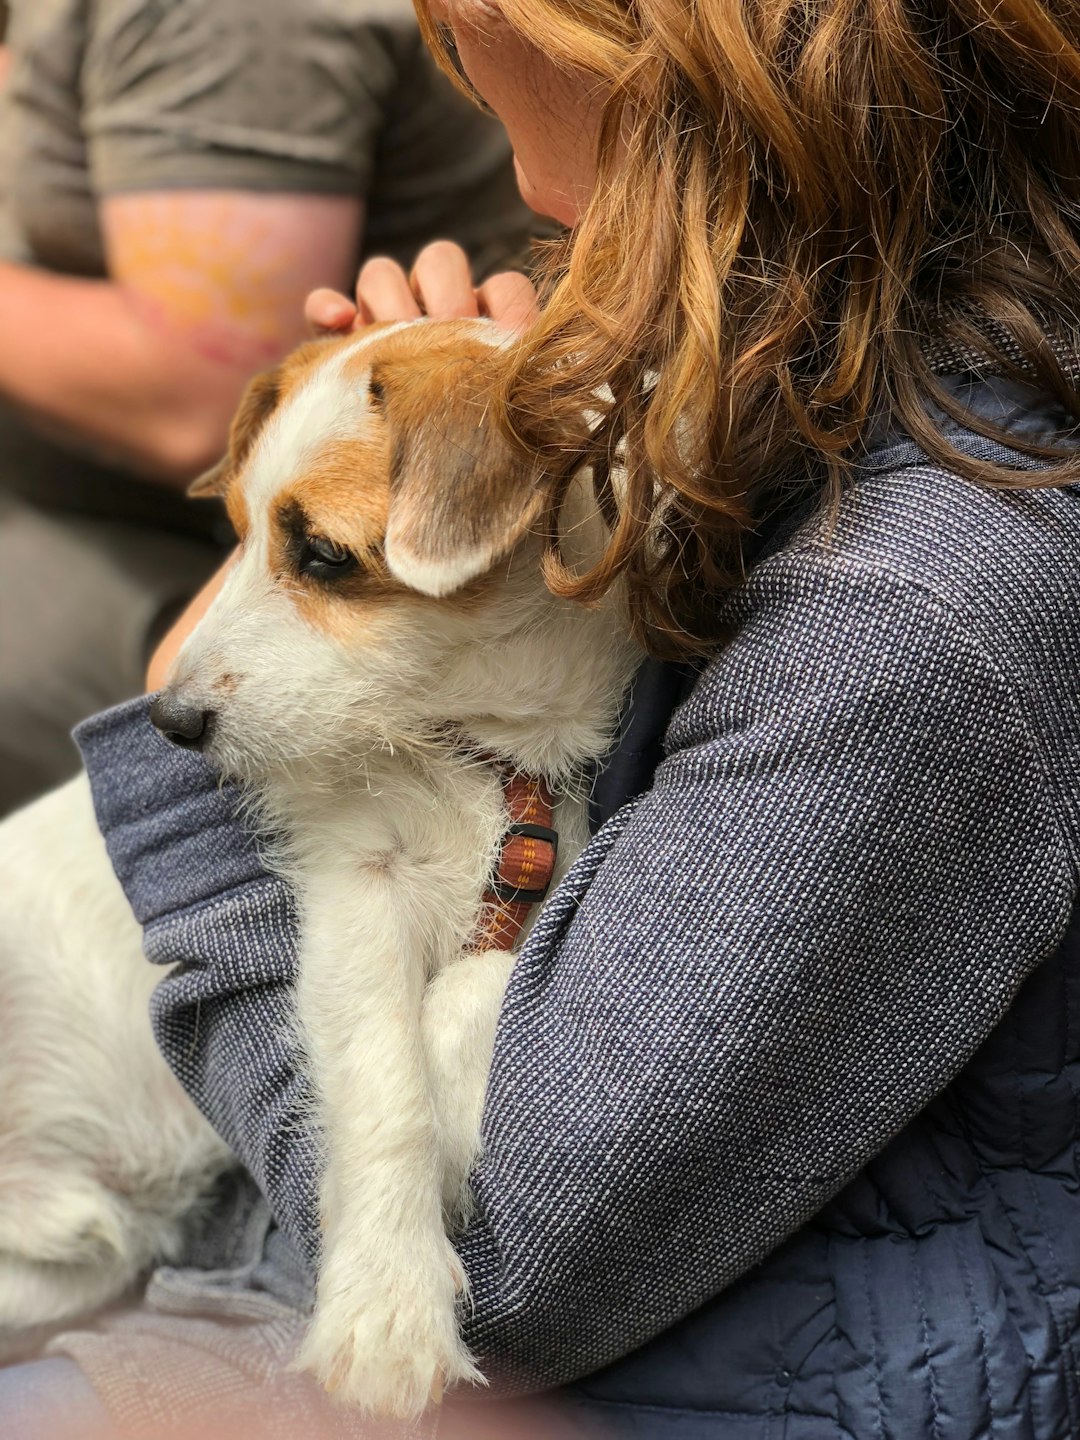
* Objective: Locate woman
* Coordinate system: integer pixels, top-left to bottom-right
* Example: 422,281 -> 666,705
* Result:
15,0 -> 1080,1435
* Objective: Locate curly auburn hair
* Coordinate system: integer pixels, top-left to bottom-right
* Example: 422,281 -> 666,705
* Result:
419,0 -> 1080,658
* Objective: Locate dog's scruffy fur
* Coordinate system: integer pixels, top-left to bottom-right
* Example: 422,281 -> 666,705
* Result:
0,320 -> 640,1417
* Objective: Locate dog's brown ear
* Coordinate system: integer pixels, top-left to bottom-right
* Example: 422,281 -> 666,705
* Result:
379,357 -> 547,596
188,368 -> 282,499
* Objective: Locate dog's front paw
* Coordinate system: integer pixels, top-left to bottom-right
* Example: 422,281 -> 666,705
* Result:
296,1243 -> 484,1420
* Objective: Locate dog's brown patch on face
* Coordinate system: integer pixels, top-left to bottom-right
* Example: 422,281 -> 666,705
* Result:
284,437 -> 392,554
338,321 -> 501,381
243,321 -> 535,644
339,323 -> 547,594
339,325 -> 505,449
266,435 -> 406,639
271,323 -> 423,411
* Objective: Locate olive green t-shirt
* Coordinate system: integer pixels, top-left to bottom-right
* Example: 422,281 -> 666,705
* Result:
0,0 -> 534,527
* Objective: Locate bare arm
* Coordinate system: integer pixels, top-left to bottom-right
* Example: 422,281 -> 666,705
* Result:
0,191 -> 363,485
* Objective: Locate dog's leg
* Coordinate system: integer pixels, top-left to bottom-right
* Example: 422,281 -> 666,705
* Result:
292,858 -> 483,1421
422,950 -> 516,1227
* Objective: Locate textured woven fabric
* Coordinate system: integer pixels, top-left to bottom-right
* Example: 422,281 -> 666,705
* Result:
68,372 -> 1080,1437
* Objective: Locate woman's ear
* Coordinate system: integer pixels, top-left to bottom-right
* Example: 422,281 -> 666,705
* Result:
379,356 -> 547,596
188,368 -> 282,498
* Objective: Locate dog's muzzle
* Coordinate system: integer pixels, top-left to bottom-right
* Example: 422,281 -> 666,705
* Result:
149,692 -> 214,751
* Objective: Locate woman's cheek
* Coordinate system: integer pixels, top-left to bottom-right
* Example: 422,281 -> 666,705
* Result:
436,1 -> 602,223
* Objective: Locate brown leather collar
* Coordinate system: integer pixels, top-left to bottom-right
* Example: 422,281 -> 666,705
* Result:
470,765 -> 559,953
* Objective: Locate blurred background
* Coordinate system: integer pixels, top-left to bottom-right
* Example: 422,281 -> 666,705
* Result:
0,0 -> 544,816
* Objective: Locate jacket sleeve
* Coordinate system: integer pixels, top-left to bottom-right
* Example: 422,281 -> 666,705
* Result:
75,542 -> 1075,1392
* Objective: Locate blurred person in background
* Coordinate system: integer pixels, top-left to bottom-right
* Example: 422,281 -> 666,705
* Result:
0,0 -> 532,814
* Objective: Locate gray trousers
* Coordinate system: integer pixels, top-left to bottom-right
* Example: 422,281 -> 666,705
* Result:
0,494 -> 222,815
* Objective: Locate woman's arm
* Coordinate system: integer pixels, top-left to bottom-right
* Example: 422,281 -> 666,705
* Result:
76,535 -> 1074,1391
0,191 -> 362,483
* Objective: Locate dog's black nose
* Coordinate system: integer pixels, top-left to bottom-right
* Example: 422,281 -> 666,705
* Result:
149,692 -> 213,750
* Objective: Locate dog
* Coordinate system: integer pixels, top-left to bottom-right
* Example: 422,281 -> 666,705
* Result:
0,318 -> 639,1417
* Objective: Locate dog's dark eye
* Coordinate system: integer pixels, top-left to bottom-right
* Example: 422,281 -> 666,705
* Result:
299,534 -> 357,580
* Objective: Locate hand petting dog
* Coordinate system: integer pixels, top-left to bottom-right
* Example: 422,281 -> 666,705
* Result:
306,238 -> 541,335
148,243 -> 540,694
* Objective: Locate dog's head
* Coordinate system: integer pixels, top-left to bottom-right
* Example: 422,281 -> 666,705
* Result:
196,317 -> 552,594
150,319 -> 627,782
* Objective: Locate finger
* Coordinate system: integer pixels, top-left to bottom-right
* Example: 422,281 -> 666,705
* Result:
305,287 -> 358,337
409,240 -> 480,320
355,256 -> 424,324
476,271 -> 541,333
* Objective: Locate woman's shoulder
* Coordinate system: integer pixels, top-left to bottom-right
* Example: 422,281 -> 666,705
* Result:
676,388 -> 1080,850
760,375 -> 1080,648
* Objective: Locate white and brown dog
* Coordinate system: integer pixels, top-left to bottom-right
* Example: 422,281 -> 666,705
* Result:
0,320 -> 639,1418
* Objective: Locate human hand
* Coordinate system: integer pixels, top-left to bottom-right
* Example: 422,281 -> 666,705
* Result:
305,239 -> 539,336
146,551 -> 237,692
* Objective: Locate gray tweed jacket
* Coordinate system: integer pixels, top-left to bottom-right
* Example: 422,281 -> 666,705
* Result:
65,371 -> 1080,1437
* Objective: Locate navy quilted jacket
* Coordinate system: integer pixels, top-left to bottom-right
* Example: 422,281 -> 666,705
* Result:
76,373 -> 1080,1439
